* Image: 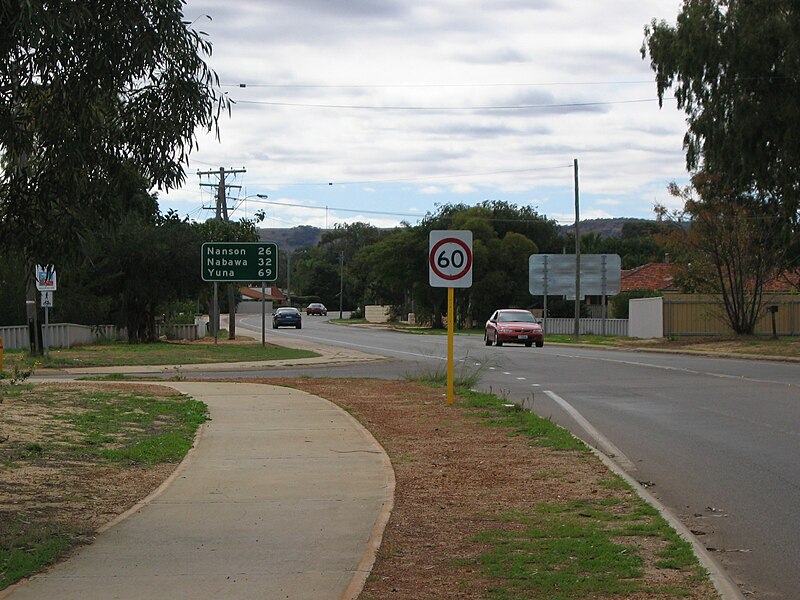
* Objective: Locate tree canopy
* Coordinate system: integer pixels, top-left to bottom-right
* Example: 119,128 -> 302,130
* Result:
643,0 -> 800,225
0,0 -> 227,261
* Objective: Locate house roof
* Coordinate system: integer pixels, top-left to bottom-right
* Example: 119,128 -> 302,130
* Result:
239,286 -> 286,301
620,263 -> 800,294
620,263 -> 680,292
765,269 -> 800,293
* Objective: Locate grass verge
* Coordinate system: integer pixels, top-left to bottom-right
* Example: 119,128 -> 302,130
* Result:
1,341 -> 318,371
456,388 -> 708,599
0,383 -> 208,590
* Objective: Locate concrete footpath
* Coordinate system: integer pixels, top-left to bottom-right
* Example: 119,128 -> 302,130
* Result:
2,382 -> 395,600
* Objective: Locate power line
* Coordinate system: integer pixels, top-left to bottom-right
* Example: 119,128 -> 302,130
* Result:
234,97 -> 660,111
246,198 -> 421,219
225,80 -> 655,89
241,164 -> 573,187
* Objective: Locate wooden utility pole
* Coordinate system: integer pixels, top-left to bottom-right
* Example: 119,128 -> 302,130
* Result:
198,167 -> 246,340
573,158 -> 581,339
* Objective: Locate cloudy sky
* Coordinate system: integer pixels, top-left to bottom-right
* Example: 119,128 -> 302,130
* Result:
162,0 -> 687,229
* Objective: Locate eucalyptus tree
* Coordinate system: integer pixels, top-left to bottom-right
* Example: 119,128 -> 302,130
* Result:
0,0 -> 228,260
643,0 -> 799,249
643,1 -> 797,329
1,0 -> 227,349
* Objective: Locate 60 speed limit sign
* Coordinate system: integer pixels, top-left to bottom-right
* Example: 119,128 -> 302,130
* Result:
429,230 -> 473,288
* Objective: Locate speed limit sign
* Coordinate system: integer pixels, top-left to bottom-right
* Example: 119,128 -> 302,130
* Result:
429,230 -> 473,288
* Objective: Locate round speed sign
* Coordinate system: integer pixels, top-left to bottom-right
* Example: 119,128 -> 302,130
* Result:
429,230 -> 473,288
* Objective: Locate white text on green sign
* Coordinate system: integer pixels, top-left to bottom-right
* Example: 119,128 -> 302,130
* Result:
201,242 -> 279,282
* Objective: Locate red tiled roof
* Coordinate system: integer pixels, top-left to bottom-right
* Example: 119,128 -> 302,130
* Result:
620,263 -> 800,293
620,263 -> 680,292
765,269 -> 800,293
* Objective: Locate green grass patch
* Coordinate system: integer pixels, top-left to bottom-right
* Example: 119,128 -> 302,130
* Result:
454,389 -> 707,599
543,334 -> 623,346
475,499 -> 701,599
5,341 -> 318,370
457,389 -> 587,451
0,384 -> 209,590
0,521 -> 88,590
49,389 -> 208,464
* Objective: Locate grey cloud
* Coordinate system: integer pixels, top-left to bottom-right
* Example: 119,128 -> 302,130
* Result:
454,47 -> 530,65
421,121 -> 550,138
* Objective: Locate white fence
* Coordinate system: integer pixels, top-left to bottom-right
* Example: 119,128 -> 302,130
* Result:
542,317 -> 629,337
0,322 -> 201,350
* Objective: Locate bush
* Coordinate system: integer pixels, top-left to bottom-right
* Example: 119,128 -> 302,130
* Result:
610,291 -> 662,319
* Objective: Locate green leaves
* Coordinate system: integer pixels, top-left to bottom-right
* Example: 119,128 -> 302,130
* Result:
0,0 -> 228,259
643,0 -> 800,222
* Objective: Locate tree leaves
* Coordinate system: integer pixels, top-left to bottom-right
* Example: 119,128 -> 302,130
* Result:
0,0 -> 228,260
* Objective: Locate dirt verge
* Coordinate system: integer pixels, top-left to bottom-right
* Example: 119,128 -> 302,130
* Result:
0,379 -> 720,599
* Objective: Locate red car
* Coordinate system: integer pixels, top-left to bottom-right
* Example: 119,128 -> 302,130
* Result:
485,309 -> 544,348
306,302 -> 328,316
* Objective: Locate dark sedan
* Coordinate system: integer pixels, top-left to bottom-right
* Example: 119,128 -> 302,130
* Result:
273,307 -> 302,329
485,309 -> 544,347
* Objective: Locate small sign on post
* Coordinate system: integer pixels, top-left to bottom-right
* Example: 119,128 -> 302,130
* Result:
34,265 -> 56,358
429,231 -> 473,405
35,265 -> 57,292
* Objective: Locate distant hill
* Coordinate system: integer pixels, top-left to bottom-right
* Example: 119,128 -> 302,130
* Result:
258,226 -> 323,251
559,218 -> 658,238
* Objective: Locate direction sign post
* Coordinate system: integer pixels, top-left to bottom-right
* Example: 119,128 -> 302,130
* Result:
201,242 -> 279,344
429,231 -> 473,405
201,242 -> 278,282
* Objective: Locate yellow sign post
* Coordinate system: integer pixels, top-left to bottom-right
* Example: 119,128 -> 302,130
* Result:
447,287 -> 455,404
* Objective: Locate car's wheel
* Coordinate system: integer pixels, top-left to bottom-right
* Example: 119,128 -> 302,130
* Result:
272,324 -> 278,329
296,324 -> 302,329
536,341 -> 544,348
525,341 -> 533,347
495,338 -> 503,346
484,333 -> 492,346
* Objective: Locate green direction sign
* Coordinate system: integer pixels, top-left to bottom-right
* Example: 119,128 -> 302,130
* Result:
201,242 -> 278,282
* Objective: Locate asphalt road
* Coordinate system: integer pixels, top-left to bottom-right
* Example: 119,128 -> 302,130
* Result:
215,315 -> 800,599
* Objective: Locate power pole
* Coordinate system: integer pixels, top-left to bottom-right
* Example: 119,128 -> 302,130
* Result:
198,167 -> 245,221
198,167 -> 246,340
573,158 -> 581,339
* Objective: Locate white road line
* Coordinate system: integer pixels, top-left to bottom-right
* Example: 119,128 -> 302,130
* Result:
543,390 -> 636,472
552,351 -> 796,388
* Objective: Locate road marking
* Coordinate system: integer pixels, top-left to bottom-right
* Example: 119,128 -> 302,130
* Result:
543,390 -> 636,472
516,377 -> 526,381
552,351 -> 797,388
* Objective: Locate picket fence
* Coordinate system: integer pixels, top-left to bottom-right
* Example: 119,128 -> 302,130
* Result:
0,323 -> 200,350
